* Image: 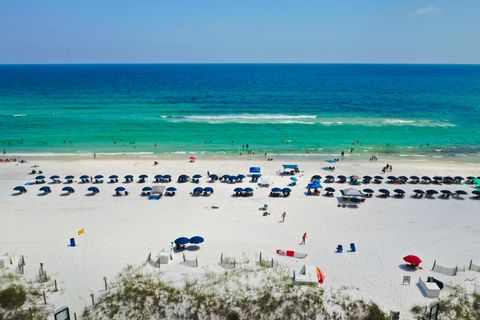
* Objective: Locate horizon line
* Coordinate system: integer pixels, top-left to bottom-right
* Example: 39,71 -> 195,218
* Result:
1,62 -> 480,66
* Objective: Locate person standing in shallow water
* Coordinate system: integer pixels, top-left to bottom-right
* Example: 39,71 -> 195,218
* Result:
93,153 -> 96,159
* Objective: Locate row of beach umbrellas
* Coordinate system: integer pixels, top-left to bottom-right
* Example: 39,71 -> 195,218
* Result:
311,175 -> 480,185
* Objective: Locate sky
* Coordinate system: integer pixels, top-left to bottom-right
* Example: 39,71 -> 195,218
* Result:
0,0 -> 479,64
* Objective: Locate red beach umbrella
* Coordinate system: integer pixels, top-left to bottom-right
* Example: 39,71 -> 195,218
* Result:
403,255 -> 422,266
189,155 -> 197,161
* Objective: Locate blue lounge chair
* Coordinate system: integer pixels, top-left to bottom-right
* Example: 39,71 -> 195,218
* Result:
349,243 -> 356,252
336,245 -> 343,253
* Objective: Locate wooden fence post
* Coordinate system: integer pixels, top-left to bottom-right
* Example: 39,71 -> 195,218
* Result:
431,260 -> 436,271
90,293 -> 95,307
196,257 -> 198,267
469,260 -> 473,270
103,276 -> 108,290
42,290 -> 46,304
259,252 -> 262,263
54,280 -> 58,291
220,253 -> 223,263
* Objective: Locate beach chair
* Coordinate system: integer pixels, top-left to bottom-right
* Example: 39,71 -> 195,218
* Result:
349,243 -> 356,252
336,245 -> 343,253
402,275 -> 411,285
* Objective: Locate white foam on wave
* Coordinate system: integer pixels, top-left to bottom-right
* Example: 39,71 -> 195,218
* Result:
12,114 -> 28,117
162,114 -> 318,124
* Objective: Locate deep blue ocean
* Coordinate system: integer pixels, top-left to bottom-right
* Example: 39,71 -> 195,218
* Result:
0,64 -> 479,157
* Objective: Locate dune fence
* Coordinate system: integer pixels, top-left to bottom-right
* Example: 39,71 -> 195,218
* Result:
431,260 -> 458,276
468,260 -> 480,273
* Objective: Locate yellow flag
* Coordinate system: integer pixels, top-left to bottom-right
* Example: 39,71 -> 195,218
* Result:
77,228 -> 85,236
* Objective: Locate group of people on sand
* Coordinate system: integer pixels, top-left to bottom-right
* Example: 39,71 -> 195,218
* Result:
381,164 -> 393,173
1,156 -> 26,163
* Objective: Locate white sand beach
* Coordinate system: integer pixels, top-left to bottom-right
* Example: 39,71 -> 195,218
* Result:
1,155 -> 480,318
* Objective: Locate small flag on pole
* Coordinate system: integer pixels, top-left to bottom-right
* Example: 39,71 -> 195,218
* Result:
77,228 -> 85,236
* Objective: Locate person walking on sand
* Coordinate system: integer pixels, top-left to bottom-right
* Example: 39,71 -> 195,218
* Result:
281,211 -> 286,222
301,232 -> 307,245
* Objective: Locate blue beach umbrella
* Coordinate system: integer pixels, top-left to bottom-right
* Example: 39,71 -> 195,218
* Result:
94,175 -> 104,180
189,236 -> 204,244
237,174 -> 246,179
204,187 -> 214,193
50,175 -> 60,180
109,175 -> 118,179
13,186 -> 27,193
80,175 -> 89,180
166,187 -> 177,192
193,174 -> 202,179
325,159 -> 336,164
271,187 -> 282,193
174,237 -> 190,246
36,175 -> 46,180
39,186 -> 51,193
115,187 -> 126,192
142,186 -> 152,192
290,177 -> 298,182
88,186 -> 99,193
62,186 -> 75,193
244,187 -> 254,193
282,187 -> 292,193
139,174 -> 148,179
65,175 -> 74,180
234,187 -> 244,193
193,187 -> 204,194
209,174 -> 218,180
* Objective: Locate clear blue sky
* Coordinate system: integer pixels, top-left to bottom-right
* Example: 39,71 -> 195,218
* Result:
1,0 -> 479,64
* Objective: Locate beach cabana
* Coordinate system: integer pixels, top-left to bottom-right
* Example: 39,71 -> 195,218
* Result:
114,186 -> 126,196
393,189 -> 405,198
233,187 -> 244,196
421,176 -> 432,184
472,190 -> 480,199
93,175 -> 104,183
50,175 -> 61,183
440,190 -> 452,199
165,186 -> 176,196
244,187 -> 254,196
124,175 -> 134,183
39,186 -> 51,194
413,189 -> 425,198
336,175 -> 347,183
454,190 -> 467,198
65,175 -> 75,184
270,187 -> 282,197
80,175 -> 90,183
362,176 -> 372,184
362,188 -> 374,197
178,175 -> 190,183
378,189 -> 390,197
373,176 -> 383,184
174,237 -> 190,250
324,187 -> 335,197
13,186 -> 27,194
138,174 -> 148,183
35,175 -> 46,184
426,190 -> 438,198
142,186 -> 152,196
409,176 -> 420,184
282,187 -> 292,197
192,187 -> 204,196
324,175 -> 335,183
192,174 -> 202,183
203,187 -> 214,195
87,186 -> 99,194
62,186 -> 75,194
108,175 -> 119,183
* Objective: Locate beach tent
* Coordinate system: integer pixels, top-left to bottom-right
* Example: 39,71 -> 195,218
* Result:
249,167 -> 261,173
259,177 -> 272,187
340,188 -> 364,197
293,264 -> 324,284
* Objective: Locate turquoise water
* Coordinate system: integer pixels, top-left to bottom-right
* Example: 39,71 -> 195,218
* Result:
0,64 -> 479,156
